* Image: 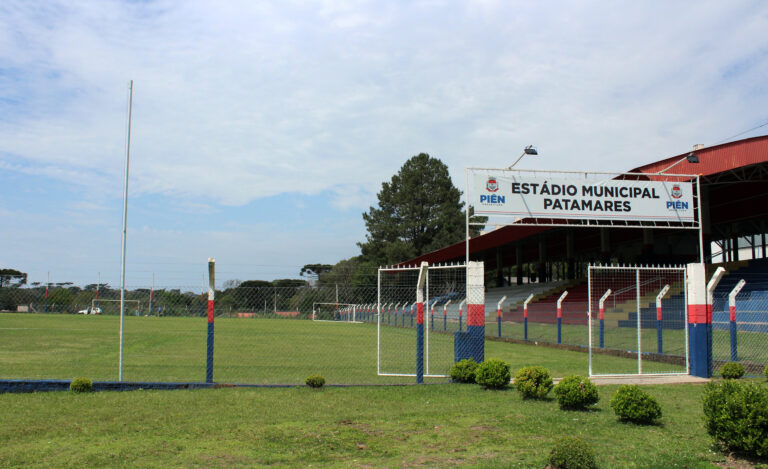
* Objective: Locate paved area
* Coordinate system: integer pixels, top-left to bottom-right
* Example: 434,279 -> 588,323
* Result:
581,375 -> 710,386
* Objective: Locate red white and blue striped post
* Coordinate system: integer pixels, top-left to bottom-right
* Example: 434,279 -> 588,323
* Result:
728,279 -> 745,362
598,289 -> 612,349
687,264 -> 725,378
410,303 -> 415,327
496,295 -> 507,338
443,299 -> 451,331
415,262 -> 428,384
458,299 -> 466,332
466,261 -> 486,363
206,258 -> 215,383
557,290 -> 568,344
430,304 -> 435,331
523,293 -> 534,340
655,285 -> 670,354
402,303 -> 406,327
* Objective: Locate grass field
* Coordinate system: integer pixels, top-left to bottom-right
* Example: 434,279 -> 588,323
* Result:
2,313 -> 764,384
0,313 -> 693,384
2,381 -> 767,468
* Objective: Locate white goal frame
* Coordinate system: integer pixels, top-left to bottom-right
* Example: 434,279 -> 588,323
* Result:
92,298 -> 141,315
311,302 -> 361,323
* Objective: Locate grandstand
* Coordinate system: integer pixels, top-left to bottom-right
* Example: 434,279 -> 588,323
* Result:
399,136 -> 768,371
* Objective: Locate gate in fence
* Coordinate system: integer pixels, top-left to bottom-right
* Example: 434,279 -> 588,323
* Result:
377,262 -> 485,380
588,264 -> 689,376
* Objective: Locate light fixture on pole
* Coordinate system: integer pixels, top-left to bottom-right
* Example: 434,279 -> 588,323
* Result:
507,145 -> 538,169
657,152 -> 699,174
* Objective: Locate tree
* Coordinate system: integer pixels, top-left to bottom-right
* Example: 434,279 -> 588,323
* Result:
0,269 -> 27,288
358,153 -> 485,265
300,264 -> 333,284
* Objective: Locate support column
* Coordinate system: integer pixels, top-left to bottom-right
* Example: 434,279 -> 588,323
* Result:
455,262 -> 485,364
700,185 -> 712,263
496,247 -> 504,287
600,228 -> 610,264
687,263 -> 724,378
642,228 -> 654,264
467,261 -> 485,363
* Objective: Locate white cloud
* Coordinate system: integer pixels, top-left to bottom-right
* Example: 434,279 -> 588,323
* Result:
2,0 -> 768,284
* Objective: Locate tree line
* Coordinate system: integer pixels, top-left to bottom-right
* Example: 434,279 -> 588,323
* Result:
2,153 -> 483,315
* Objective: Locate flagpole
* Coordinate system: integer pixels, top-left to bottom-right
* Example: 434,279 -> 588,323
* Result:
119,80 -> 133,381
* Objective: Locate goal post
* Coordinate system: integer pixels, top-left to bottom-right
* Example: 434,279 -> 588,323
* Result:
312,302 -> 361,322
91,298 -> 141,315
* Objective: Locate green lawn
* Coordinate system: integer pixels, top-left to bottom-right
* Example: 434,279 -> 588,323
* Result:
2,313 -> 764,384
2,381 -> 765,468
0,313 -> 685,384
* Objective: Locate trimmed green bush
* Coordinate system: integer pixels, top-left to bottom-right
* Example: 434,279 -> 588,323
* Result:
513,366 -> 553,399
719,362 -> 745,379
450,358 -> 478,383
474,358 -> 511,389
305,374 -> 325,388
70,377 -> 93,393
548,437 -> 598,469
554,376 -> 599,410
610,385 -> 661,424
702,380 -> 768,458
764,363 -> 768,380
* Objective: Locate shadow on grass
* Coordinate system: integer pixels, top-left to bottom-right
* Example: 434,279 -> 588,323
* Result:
709,444 -> 768,467
615,418 -> 665,428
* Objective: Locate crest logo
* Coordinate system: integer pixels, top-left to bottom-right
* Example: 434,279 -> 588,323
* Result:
671,185 -> 682,199
486,177 -> 499,192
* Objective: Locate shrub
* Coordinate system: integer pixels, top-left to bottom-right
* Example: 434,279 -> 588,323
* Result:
719,362 -> 745,379
610,385 -> 661,424
513,366 -> 553,399
554,376 -> 599,410
764,363 -> 768,380
474,359 -> 511,389
450,358 -> 478,383
702,380 -> 768,458
548,437 -> 598,469
305,374 -> 325,388
70,377 -> 93,393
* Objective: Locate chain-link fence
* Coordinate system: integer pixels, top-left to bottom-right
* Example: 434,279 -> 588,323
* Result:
0,282 -> 391,384
377,263 -> 466,379
3,263 -> 767,382
711,272 -> 768,377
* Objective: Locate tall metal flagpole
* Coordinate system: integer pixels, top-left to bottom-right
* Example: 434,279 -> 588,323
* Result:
119,80 -> 133,381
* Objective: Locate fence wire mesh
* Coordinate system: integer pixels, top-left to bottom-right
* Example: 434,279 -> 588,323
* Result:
587,266 -> 688,375
377,264 -> 466,379
2,262 -> 766,383
711,271 -> 768,377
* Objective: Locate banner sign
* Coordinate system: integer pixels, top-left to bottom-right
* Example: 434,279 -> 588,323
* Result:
474,174 -> 694,222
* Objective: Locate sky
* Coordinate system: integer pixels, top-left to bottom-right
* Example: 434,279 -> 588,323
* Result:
2,1 -> 768,289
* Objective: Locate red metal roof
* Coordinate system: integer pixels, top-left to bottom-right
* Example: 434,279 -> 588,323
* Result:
629,135 -> 768,176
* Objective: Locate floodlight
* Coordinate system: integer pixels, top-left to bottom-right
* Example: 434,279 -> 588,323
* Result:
524,145 -> 538,155
508,145 -> 539,169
